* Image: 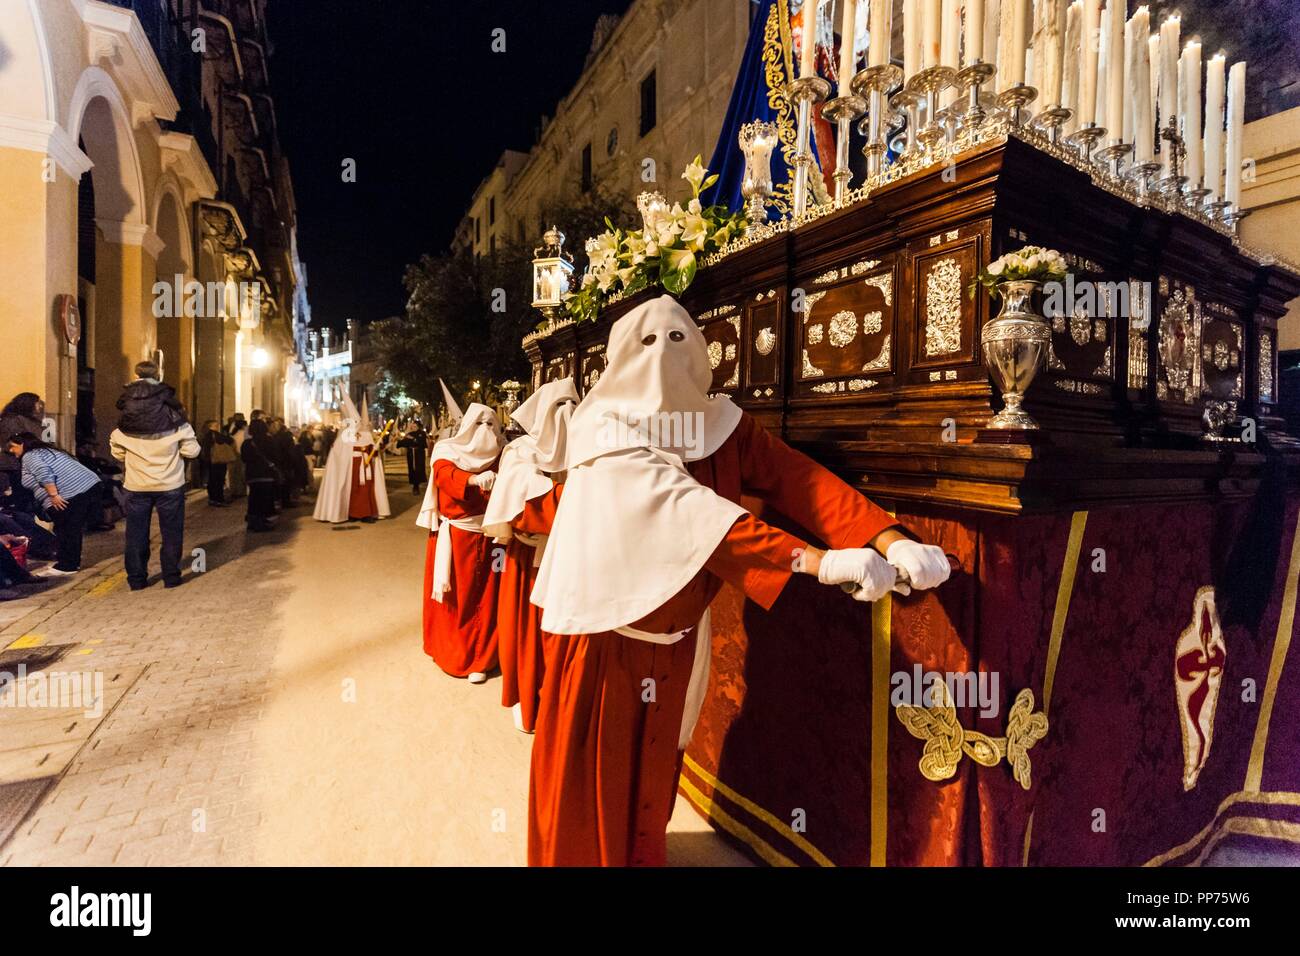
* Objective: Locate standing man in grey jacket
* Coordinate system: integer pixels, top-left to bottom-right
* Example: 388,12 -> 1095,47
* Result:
109,420 -> 201,590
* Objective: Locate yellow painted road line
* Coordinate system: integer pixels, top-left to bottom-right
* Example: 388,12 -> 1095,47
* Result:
87,571 -> 126,597
5,634 -> 45,651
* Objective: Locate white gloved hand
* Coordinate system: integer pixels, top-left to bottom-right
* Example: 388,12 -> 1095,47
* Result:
469,470 -> 496,491
817,548 -> 896,603
886,539 -> 951,591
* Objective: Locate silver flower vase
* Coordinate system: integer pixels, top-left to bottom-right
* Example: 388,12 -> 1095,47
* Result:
980,279 -> 1050,430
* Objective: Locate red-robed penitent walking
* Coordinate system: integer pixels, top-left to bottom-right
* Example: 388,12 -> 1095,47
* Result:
417,403 -> 505,681
527,296 -> 954,866
347,444 -> 378,520
482,379 -> 578,733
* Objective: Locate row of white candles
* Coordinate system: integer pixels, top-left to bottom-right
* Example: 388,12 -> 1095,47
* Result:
798,0 -> 1248,207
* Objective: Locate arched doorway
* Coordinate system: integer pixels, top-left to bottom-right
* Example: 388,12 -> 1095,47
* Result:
69,72 -> 149,453
153,186 -> 194,415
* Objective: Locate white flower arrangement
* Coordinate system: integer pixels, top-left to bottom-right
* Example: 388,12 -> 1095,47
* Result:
565,156 -> 747,322
971,245 -> 1069,298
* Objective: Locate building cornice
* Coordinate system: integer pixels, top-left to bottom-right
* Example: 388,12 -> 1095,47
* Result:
0,114 -> 93,178
96,218 -> 152,246
158,131 -> 219,200
76,0 -> 180,123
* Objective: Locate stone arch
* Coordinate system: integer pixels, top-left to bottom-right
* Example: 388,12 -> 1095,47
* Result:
67,66 -> 147,226
152,180 -> 194,400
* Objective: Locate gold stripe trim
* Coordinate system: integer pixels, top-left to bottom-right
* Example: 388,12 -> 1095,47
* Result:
678,772 -> 798,867
682,752 -> 835,867
1142,790 -> 1300,866
1022,510 -> 1089,866
1244,507 -> 1300,793
1187,816 -> 1300,866
871,591 -> 892,867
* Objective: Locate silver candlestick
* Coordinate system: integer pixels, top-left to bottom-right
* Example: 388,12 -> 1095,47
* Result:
1097,138 -> 1133,180
1222,205 -> 1251,235
1128,159 -> 1162,200
890,87 -> 924,162
822,93 -> 867,205
954,62 -> 996,129
852,63 -> 904,179
1035,104 -> 1072,145
908,66 -> 957,151
791,75 -> 832,220
996,83 -> 1039,129
1066,122 -> 1107,165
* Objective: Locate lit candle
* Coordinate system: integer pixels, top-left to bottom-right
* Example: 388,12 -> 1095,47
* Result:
1079,0 -> 1101,126
868,0 -> 892,68
1105,0 -> 1126,136
1158,15 -> 1180,130
1035,0 -> 1066,107
923,0 -> 943,69
904,0 -> 920,79
839,0 -> 858,89
1225,59 -> 1246,207
1063,1 -> 1082,128
1181,39 -> 1202,186
1204,52 -> 1225,201
968,0 -> 987,64
801,0 -> 819,78
1128,7 -> 1154,163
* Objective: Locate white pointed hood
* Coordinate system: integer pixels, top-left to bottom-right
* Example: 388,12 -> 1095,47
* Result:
532,298 -> 746,634
563,295 -> 741,468
481,378 -> 578,539
416,403 -> 504,528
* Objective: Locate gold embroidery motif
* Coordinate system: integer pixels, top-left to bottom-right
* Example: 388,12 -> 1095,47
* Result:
896,685 -> 1047,791
762,0 -> 798,216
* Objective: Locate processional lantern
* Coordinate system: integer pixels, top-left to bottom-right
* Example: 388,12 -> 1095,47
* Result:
738,120 -> 779,227
531,225 -> 575,320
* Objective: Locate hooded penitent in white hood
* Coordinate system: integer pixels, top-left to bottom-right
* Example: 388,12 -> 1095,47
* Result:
532,296 -> 746,634
313,392 -> 390,521
415,403 -> 504,530
563,295 -> 742,468
481,378 -> 578,542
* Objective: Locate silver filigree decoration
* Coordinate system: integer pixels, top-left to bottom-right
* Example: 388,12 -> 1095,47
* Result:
1260,331 -> 1275,403
862,334 -> 891,371
802,350 -> 824,379
924,257 -> 963,356
828,311 -> 857,347
862,310 -> 883,335
864,273 -> 892,306
807,324 -> 824,345
755,327 -> 776,355
707,341 -> 723,369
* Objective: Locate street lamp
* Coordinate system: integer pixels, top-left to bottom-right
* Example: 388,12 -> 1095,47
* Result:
531,226 -> 574,321
251,347 -> 270,368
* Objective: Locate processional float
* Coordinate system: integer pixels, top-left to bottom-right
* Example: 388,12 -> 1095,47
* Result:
523,0 -> 1300,868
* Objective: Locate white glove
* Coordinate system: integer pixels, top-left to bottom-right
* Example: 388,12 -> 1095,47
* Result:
817,548 -> 896,603
886,539 -> 951,591
469,470 -> 496,491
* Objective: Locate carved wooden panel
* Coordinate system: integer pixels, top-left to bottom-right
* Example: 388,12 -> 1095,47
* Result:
699,304 -> 742,393
1200,302 -> 1243,402
1044,258 -> 1114,390
911,238 -> 979,370
1155,278 -> 1203,405
544,353 -> 572,384
797,265 -> 894,385
746,297 -> 782,400
1259,328 -> 1276,407
581,343 -> 606,393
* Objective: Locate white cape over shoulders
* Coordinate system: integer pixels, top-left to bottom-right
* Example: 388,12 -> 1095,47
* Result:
312,441 -> 391,521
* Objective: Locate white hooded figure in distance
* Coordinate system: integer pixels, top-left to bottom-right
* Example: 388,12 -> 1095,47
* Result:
481,377 -> 579,733
525,294 -> 952,867
312,394 -> 390,523
417,402 -> 505,682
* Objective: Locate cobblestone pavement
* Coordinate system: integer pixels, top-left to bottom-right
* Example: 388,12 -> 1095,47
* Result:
0,459 -> 747,867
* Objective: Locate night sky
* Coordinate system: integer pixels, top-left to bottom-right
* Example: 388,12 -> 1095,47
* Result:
265,0 -> 632,332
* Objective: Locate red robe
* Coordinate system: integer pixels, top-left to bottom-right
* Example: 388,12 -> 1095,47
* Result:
527,413 -> 899,867
348,445 -> 377,520
497,487 -> 562,733
422,459 -> 500,677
